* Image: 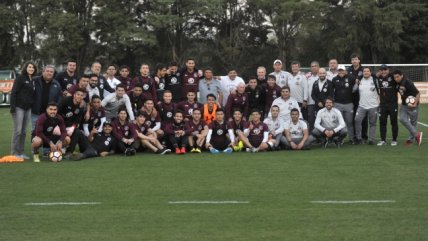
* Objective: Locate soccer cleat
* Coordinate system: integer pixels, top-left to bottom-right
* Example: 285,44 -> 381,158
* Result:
415,131 -> 423,146
194,148 -> 201,153
233,145 -> 240,152
175,148 -> 181,154
210,148 -> 220,154
377,141 -> 387,146
251,147 -> 259,153
390,141 -> 398,146
33,154 -> 40,163
125,148 -> 136,156
159,148 -> 171,155
190,148 -> 197,153
405,140 -> 413,147
223,147 -> 233,154
238,140 -> 244,149
180,147 -> 186,154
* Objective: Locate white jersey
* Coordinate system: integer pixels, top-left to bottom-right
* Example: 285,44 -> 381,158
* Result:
263,116 -> 284,136
358,76 -> 379,109
327,70 -> 338,81
270,70 -> 293,88
314,107 -> 346,133
288,72 -> 308,103
219,76 -> 245,106
86,85 -> 100,101
269,96 -> 302,124
285,119 -> 307,139
104,77 -> 121,97
307,74 -> 318,105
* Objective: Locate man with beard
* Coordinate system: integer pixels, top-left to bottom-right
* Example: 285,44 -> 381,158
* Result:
101,84 -> 135,121
90,62 -> 114,99
165,61 -> 183,102
86,73 -> 101,101
311,68 -> 334,113
56,59 -> 79,96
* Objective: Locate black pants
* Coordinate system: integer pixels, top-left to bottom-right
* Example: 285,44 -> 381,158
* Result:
379,104 -> 398,141
169,135 -> 188,148
116,140 -> 138,153
299,102 -> 308,121
69,130 -> 97,157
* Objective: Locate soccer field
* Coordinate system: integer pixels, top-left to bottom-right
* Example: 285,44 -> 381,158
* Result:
1,106 -> 427,241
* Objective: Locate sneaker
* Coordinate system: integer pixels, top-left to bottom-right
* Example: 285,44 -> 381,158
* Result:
368,140 -> 375,145
238,141 -> 244,149
223,147 -> 233,154
33,154 -> 40,163
251,147 -> 259,153
210,148 -> 220,154
19,154 -> 30,160
390,141 -> 398,146
125,148 -> 136,156
245,148 -> 251,152
233,145 -> 240,152
190,148 -> 197,153
415,131 -> 423,146
159,148 -> 171,155
377,141 -> 387,146
194,148 -> 201,153
180,147 -> 186,154
175,148 -> 181,154
405,140 -> 413,147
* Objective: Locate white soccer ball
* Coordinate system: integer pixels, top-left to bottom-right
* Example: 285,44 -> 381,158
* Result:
49,151 -> 63,162
405,96 -> 416,106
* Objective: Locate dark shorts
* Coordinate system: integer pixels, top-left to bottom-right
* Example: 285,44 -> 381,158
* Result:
249,137 -> 263,148
211,137 -> 230,151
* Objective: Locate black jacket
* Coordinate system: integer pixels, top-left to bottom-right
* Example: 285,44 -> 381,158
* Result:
10,75 -> 35,112
32,76 -> 63,115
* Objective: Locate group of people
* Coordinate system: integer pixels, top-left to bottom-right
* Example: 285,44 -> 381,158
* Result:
9,53 -> 423,162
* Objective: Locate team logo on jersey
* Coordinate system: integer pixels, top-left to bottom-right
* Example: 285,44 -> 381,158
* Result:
253,128 -> 261,135
198,125 -> 202,131
104,141 -> 110,146
167,112 -> 173,118
124,126 -> 129,130
382,81 -> 389,88
323,88 -> 327,92
125,131 -> 129,136
171,77 -> 177,84
67,84 -> 72,90
143,84 -> 149,90
188,78 -> 195,84
188,108 -> 193,115
66,112 -> 73,118
345,83 -> 349,87
358,71 -> 362,76
47,127 -> 53,132
146,121 -> 152,126
100,84 -> 104,89
234,98 -> 238,101
140,127 -> 146,132
159,83 -> 165,89
217,129 -> 223,135
107,137 -> 111,142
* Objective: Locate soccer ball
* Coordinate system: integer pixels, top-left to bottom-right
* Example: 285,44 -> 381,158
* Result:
49,151 -> 63,162
405,96 -> 416,106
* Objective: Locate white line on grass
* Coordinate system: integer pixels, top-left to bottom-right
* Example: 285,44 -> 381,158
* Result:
168,200 -> 250,204
311,200 -> 395,204
418,122 -> 428,128
24,202 -> 101,206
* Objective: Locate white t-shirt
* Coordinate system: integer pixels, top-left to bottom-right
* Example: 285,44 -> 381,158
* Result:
288,72 -> 308,103
269,96 -> 302,124
263,116 -> 284,136
104,77 -> 121,97
358,77 -> 379,109
270,70 -> 293,88
285,119 -> 307,139
219,76 -> 245,106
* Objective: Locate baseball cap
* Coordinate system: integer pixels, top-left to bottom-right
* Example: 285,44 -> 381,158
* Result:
338,64 -> 346,71
273,59 -> 282,65
104,120 -> 112,126
380,64 -> 388,70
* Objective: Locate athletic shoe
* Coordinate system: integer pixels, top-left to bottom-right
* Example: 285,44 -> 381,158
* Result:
125,148 -> 136,156
223,147 -> 233,154
210,148 -> 220,154
180,147 -> 186,154
194,148 -> 201,153
232,145 -> 240,152
390,141 -> 398,146
159,148 -> 171,155
368,140 -> 375,145
251,147 -> 259,153
175,148 -> 181,154
238,141 -> 244,149
377,141 -> 387,146
190,148 -> 197,153
33,154 -> 40,163
405,140 -> 413,147
20,154 -> 30,160
415,131 -> 423,146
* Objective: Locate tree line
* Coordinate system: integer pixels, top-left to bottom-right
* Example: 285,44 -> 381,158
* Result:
0,0 -> 427,77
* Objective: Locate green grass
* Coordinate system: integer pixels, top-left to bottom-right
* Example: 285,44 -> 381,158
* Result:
1,106 -> 427,241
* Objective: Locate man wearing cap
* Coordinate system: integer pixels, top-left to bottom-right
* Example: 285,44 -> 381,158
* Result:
376,64 -> 399,146
270,59 -> 293,88
331,64 -> 358,143
86,120 -> 117,157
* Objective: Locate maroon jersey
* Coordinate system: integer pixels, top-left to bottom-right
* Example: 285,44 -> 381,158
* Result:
131,76 -> 157,103
164,121 -> 186,135
225,92 -> 249,118
34,113 -> 67,144
127,90 -> 146,116
132,122 -> 151,136
68,84 -> 89,103
177,101 -> 203,120
227,119 -> 248,135
181,70 -> 200,96
264,84 -> 282,113
118,76 -> 133,92
86,106 -> 106,130
208,121 -> 230,149
111,119 -> 137,140
142,109 -> 161,129
247,121 -> 269,147
185,119 -> 206,136
156,102 -> 176,124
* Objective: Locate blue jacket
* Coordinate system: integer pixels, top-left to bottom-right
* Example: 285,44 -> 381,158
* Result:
32,76 -> 63,115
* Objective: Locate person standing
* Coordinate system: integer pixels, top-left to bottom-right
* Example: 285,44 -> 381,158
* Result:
198,67 -> 223,104
56,59 -> 78,96
311,68 -> 334,113
393,70 -> 423,146
270,59 -> 293,88
104,64 -> 121,97
354,67 -> 379,145
10,61 -> 37,159
326,59 -> 339,81
288,61 -> 308,120
376,65 -> 399,146
306,61 -> 319,132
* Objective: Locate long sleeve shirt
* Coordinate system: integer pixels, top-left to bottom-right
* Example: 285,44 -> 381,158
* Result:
314,107 -> 346,133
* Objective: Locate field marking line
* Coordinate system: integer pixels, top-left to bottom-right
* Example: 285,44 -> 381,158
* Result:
24,202 -> 101,206
417,122 -> 428,128
311,200 -> 395,204
168,200 -> 250,204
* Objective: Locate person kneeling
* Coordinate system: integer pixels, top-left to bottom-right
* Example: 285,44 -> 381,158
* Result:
281,108 -> 314,150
